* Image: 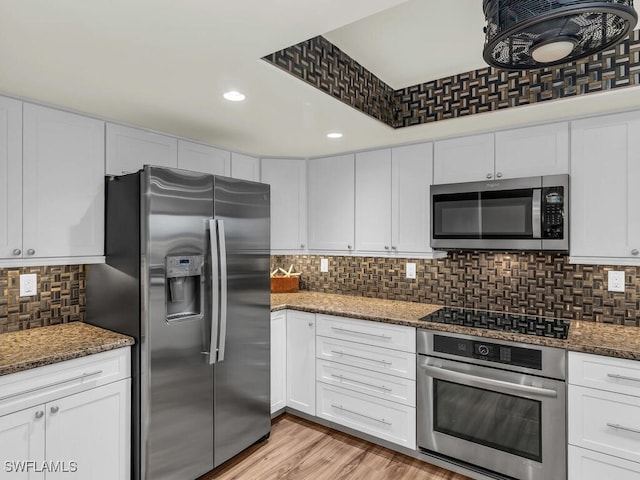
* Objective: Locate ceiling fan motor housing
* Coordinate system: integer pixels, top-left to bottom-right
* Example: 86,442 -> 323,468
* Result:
483,0 -> 638,70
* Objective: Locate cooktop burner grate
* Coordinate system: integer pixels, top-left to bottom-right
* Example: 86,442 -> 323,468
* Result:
419,308 -> 570,340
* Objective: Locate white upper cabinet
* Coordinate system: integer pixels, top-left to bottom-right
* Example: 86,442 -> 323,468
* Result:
261,158 -> 307,252
0,96 -> 22,260
434,123 -> 569,185
177,140 -> 231,176
231,152 -> 260,181
434,133 -> 494,184
106,123 -> 177,176
355,149 -> 392,252
22,104 -> 105,259
308,154 -> 355,252
570,111 -> 640,264
392,143 -> 434,254
495,122 -> 569,178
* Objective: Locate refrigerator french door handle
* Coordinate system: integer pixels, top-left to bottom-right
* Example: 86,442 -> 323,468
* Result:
208,219 -> 220,365
217,219 -> 228,362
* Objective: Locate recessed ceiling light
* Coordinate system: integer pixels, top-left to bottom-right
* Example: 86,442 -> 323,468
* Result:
223,91 -> 246,102
327,132 -> 343,139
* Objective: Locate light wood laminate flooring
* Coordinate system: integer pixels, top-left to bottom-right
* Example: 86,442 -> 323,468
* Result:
201,414 -> 471,480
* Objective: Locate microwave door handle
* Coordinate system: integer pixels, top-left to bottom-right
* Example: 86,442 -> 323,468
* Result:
208,219 -> 220,365
532,188 -> 542,239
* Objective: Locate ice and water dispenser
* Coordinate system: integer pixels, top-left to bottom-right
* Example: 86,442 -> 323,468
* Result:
165,255 -> 204,322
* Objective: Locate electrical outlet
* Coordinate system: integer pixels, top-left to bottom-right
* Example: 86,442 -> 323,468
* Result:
320,258 -> 329,273
608,270 -> 625,293
406,263 -> 416,279
20,273 -> 38,296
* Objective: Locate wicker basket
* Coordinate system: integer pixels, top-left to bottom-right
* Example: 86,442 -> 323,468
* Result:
270,276 -> 299,293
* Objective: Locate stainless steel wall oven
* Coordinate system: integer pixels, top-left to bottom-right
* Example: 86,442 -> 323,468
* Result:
417,330 -> 567,480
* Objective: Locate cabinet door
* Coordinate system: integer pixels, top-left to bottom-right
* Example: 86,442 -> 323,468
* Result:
392,143 -> 433,253
22,104 -> 105,258
568,445 -> 640,480
261,158 -> 307,251
571,112 -> 640,261
270,311 -> 287,414
0,96 -> 22,260
433,133 -> 494,184
308,154 -> 355,251
355,149 -> 392,252
177,140 -> 230,176
0,406 -> 45,479
230,152 -> 260,181
495,122 -> 569,178
286,311 -> 316,415
46,380 -> 130,480
106,123 -> 177,175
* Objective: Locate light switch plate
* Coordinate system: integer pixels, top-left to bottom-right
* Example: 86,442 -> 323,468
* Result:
608,270 -> 625,292
406,263 -> 416,279
20,273 -> 38,296
320,258 -> 329,273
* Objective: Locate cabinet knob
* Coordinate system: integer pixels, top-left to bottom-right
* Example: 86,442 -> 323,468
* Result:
486,173 -> 493,179
50,405 -> 59,414
632,249 -> 639,256
391,246 -> 397,250
12,249 -> 21,256
347,245 -> 352,250
496,172 -> 503,178
300,244 -> 305,249
308,322 -> 314,327
26,249 -> 35,256
384,245 -> 389,250
35,410 -> 44,419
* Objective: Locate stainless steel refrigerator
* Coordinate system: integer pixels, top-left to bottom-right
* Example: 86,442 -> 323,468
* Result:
87,165 -> 271,480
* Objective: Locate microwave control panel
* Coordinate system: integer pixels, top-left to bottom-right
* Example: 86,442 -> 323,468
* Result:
542,187 -> 565,239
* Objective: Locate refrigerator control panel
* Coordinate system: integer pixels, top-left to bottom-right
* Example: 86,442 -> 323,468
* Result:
166,255 -> 203,278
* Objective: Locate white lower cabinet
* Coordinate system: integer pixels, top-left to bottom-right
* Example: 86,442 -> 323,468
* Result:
568,351 -> 640,479
0,348 -> 131,480
270,311 -> 287,414
315,314 -> 416,449
286,311 -> 316,415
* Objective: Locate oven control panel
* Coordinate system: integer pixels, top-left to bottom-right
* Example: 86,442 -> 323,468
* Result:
433,335 -> 542,370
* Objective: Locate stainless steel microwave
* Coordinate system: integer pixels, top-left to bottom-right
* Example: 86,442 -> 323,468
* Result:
431,174 -> 568,252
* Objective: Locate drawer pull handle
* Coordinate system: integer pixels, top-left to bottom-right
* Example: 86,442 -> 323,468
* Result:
606,423 -> 640,435
331,326 -> 392,340
0,370 -> 103,402
330,350 -> 392,366
607,373 -> 640,383
331,404 -> 392,426
330,373 -> 392,392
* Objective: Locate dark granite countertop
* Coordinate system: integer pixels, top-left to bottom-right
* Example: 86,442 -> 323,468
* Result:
0,322 -> 135,376
272,292 -> 640,360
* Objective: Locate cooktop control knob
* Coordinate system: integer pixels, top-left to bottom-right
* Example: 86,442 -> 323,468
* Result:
477,344 -> 490,356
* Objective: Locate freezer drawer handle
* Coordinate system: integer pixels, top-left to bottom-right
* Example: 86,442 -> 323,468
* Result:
331,404 -> 392,426
420,362 -> 558,398
331,326 -> 392,340
330,350 -> 392,366
607,373 -> 640,383
330,373 -> 392,392
606,423 -> 640,435
0,370 -> 103,402
208,218 -> 228,364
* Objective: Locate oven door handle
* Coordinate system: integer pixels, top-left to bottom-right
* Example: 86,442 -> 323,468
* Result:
420,363 -> 558,398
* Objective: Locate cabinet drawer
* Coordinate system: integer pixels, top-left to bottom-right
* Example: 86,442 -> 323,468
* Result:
568,385 -> 640,464
316,359 -> 415,407
0,348 -> 131,417
569,352 -> 640,397
316,336 -> 415,380
568,445 -> 640,480
316,382 -> 416,449
316,315 -> 415,353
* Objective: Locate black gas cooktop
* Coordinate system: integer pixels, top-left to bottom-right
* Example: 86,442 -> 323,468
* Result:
419,307 -> 571,340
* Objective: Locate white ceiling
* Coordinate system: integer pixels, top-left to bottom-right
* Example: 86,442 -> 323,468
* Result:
1,0 -> 639,158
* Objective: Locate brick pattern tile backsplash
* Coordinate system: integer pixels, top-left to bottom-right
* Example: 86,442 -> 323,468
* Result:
0,265 -> 86,333
272,253 -> 640,327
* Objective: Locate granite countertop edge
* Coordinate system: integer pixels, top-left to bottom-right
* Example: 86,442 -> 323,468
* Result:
0,322 -> 135,377
272,292 -> 640,361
